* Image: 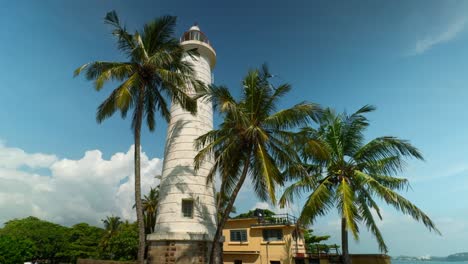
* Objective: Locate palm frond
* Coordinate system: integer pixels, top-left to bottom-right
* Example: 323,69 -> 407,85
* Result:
279,175 -> 315,208
104,11 -> 136,56
337,178 -> 360,240
355,137 -> 424,166
251,143 -> 283,203
142,15 -> 178,55
263,102 -> 320,130
357,194 -> 388,253
298,177 -> 334,225
74,62 -> 134,90
355,170 -> 440,235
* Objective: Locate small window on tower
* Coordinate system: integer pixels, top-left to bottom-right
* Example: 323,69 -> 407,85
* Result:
182,199 -> 194,218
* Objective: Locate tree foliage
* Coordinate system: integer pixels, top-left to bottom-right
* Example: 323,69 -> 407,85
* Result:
0,216 -> 68,263
280,106 -> 439,262
75,10 -> 205,263
102,221 -> 139,261
142,186 -> 159,234
233,208 -> 276,219
0,216 -> 138,263
195,65 -> 320,264
0,234 -> 35,264
59,223 -> 104,262
303,229 -> 338,254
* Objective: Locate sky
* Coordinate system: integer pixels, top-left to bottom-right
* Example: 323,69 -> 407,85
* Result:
1,0 -> 468,257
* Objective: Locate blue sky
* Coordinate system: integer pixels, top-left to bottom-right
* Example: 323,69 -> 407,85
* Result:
1,0 -> 468,257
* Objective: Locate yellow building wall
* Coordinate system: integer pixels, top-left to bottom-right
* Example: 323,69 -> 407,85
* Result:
222,219 -> 391,264
223,219 -> 306,264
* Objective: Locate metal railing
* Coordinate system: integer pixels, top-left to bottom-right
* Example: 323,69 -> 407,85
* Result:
180,30 -> 211,46
252,213 -> 298,226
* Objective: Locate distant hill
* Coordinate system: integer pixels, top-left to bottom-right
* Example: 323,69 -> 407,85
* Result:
393,252 -> 468,262
446,252 -> 468,261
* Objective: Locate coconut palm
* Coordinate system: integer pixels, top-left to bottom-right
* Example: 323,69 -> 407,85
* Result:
142,187 -> 159,234
195,65 -> 320,264
100,216 -> 122,254
74,11 -> 204,263
279,105 -> 440,264
215,191 -> 236,221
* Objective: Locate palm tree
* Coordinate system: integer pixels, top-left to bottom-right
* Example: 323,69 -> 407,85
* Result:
195,65 -> 320,264
280,106 -> 440,264
74,11 -> 204,263
103,216 -> 122,234
100,216 -> 122,255
215,191 -> 236,221
142,187 -> 159,234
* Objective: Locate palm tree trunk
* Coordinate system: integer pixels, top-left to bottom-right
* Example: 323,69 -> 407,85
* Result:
134,94 -> 145,264
209,155 -> 251,264
341,217 -> 351,264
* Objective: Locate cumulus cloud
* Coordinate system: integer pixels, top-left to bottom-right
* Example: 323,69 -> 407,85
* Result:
0,143 -> 162,227
0,142 -> 57,169
410,17 -> 467,55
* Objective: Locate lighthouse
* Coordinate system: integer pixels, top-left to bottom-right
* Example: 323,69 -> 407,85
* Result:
147,24 -> 217,264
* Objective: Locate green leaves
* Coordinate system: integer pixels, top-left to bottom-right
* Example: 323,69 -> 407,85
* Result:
195,65 -> 321,263
297,177 -> 334,225
195,65 -> 320,205
0,216 -> 69,262
141,187 -> 159,234
282,105 -> 437,254
337,178 -> 359,240
75,11 -> 205,135
0,235 -> 35,264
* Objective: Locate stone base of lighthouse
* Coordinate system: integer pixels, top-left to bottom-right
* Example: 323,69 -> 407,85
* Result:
147,239 -> 212,264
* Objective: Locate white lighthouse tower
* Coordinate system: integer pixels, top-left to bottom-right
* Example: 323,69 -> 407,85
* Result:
147,24 -> 217,264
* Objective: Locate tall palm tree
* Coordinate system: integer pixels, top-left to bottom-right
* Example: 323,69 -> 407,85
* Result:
75,11 -> 204,263
195,65 -> 320,264
280,106 -> 440,264
142,187 -> 159,234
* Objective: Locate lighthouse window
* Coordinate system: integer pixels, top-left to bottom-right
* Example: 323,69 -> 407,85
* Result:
182,199 -> 194,218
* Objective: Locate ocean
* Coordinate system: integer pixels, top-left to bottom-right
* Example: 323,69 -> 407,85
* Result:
392,261 -> 468,264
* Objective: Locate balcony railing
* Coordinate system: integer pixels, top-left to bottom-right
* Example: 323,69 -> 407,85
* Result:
180,30 -> 211,46
251,213 -> 298,227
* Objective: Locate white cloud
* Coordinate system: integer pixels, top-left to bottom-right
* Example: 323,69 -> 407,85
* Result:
411,17 -> 467,55
0,143 -> 162,227
0,142 -> 57,169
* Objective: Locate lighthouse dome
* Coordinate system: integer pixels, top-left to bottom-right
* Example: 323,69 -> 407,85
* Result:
189,25 -> 200,31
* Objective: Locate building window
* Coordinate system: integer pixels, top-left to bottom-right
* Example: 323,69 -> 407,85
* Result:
263,229 -> 283,242
230,229 -> 247,242
182,199 -> 194,218
234,260 -> 242,264
270,261 -> 281,264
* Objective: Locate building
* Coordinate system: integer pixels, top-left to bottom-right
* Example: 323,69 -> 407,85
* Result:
222,211 -> 308,264
148,24 -> 217,264
222,212 -> 390,264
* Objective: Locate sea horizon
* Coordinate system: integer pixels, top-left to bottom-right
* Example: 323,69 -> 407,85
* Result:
393,261 -> 468,264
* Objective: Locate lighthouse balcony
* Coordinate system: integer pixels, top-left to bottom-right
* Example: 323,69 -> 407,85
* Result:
180,29 -> 211,46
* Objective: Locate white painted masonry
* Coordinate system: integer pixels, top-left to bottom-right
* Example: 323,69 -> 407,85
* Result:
149,25 -> 217,242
